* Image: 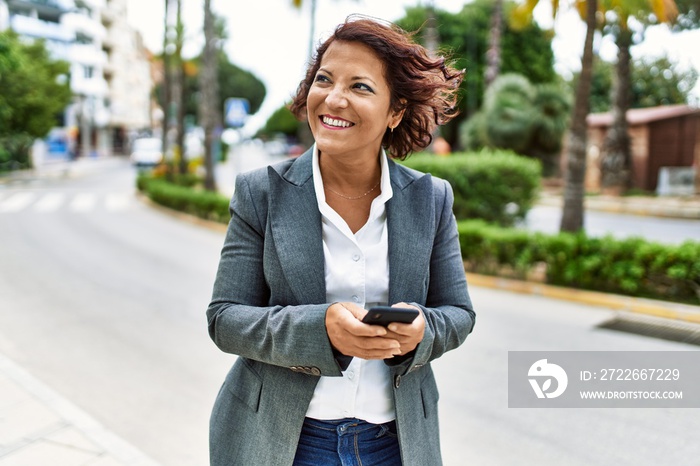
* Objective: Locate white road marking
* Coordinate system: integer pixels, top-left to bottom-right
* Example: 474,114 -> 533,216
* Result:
70,193 -> 97,212
0,193 -> 36,212
33,193 -> 66,212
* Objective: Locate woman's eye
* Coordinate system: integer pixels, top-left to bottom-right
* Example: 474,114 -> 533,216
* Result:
353,82 -> 374,93
314,74 -> 330,84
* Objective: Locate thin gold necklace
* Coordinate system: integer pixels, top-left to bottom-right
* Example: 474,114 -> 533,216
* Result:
325,181 -> 380,200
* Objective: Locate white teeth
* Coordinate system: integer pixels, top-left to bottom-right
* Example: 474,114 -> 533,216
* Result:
322,116 -> 352,128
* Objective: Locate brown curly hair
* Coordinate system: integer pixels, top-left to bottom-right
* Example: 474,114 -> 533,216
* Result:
289,16 -> 464,160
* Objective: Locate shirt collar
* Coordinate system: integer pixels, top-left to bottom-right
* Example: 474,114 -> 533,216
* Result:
312,144 -> 394,208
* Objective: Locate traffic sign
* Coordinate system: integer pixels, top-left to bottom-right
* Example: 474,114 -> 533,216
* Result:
224,98 -> 250,128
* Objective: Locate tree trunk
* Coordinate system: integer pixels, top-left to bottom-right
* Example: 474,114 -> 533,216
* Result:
160,0 -> 171,160
484,0 -> 503,89
600,27 -> 632,194
200,0 -> 219,192
560,0 -> 597,232
175,0 -> 187,175
307,0 -> 317,61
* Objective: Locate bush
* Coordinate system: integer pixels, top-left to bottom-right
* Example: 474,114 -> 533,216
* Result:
137,173 -> 230,224
458,220 -> 700,305
402,150 -> 541,226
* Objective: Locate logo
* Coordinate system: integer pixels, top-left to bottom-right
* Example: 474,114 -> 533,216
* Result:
528,359 -> 568,399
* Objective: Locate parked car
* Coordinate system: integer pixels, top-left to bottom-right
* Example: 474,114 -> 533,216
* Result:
130,137 -> 163,167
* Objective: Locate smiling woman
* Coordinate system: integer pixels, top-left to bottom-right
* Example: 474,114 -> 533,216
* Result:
206,16 -> 474,466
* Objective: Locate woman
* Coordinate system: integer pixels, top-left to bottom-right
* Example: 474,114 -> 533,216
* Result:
207,16 -> 475,466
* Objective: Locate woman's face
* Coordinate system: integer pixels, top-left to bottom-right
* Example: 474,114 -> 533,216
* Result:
306,40 -> 402,162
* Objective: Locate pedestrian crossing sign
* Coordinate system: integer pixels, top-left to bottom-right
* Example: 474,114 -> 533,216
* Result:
224,98 -> 250,128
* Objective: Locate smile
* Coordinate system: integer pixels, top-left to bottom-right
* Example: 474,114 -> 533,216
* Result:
321,115 -> 354,128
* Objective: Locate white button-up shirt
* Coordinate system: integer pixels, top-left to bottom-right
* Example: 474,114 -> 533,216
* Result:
305,145 -> 396,424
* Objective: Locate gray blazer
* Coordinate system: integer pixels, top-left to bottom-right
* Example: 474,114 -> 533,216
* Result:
207,149 -> 475,466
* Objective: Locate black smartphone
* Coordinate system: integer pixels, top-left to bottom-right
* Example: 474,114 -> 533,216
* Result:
361,306 -> 419,327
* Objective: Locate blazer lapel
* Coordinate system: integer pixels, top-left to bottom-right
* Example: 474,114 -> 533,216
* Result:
267,150 -> 326,305
386,161 -> 435,305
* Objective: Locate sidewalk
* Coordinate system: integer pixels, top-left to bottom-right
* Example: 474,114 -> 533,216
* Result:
0,353 -> 160,466
537,190 -> 700,219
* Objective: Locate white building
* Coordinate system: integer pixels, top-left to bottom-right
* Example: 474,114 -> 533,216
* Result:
100,0 -> 152,154
1,0 -> 153,157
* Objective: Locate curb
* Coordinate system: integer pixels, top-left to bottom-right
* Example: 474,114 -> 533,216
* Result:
0,352 -> 160,466
466,273 -> 700,325
135,192 -> 228,233
537,194 -> 700,220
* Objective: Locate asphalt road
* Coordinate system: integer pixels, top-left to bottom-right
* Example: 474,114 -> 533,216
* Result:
0,159 -> 698,466
523,204 -> 700,245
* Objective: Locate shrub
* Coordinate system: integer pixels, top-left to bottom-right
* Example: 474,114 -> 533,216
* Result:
402,150 -> 541,226
137,174 -> 230,224
458,220 -> 700,305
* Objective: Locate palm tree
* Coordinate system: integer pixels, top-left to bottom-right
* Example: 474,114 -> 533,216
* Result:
512,0 -> 600,232
560,0 -> 598,232
484,0 -> 504,89
161,0 -> 171,160
200,0 -> 219,191
291,0 -> 316,61
174,0 -> 187,175
599,0 -> 678,193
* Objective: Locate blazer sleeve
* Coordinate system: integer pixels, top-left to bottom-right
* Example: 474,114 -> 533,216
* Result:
206,172 -> 344,376
387,178 -> 475,372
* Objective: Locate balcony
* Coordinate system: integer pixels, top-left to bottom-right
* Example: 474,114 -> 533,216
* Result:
7,0 -> 67,22
61,11 -> 106,41
10,13 -> 74,43
70,43 -> 108,66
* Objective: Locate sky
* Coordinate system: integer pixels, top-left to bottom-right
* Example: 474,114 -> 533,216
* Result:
126,0 -> 700,135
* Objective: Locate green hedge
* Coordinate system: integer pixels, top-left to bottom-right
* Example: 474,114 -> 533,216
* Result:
137,174 -> 231,224
458,220 -> 700,305
135,172 -> 700,305
402,150 -> 541,226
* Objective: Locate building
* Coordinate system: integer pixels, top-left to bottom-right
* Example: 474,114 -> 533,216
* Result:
585,105 -> 700,194
1,0 -> 153,158
100,0 -> 152,154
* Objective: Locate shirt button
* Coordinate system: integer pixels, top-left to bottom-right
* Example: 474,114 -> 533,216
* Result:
347,371 -> 355,380
352,253 -> 360,261
352,295 -> 360,303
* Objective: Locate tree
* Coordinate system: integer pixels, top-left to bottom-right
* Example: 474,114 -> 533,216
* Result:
599,0 -> 682,192
578,55 -> 698,112
396,1 -> 557,148
631,55 -> 698,107
560,0 -> 598,232
259,105 -> 300,138
511,0 -> 600,231
179,55 -> 266,126
0,31 -> 71,170
200,0 -> 220,191
484,0 -> 504,88
460,73 -> 571,175
160,0 -> 171,167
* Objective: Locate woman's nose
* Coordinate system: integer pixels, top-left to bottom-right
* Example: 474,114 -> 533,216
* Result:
325,86 -> 348,109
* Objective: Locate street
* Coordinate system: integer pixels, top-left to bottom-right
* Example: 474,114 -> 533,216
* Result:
524,204 -> 700,245
0,157 -> 699,466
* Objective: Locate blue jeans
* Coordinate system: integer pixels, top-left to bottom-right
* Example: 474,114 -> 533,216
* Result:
293,417 -> 402,466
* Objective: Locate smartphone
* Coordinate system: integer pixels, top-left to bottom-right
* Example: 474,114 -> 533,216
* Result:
361,306 -> 419,327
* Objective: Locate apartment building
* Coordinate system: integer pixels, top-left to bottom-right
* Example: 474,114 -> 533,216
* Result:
0,0 -> 153,157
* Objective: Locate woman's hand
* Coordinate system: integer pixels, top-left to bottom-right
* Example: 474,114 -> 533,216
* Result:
383,303 -> 425,356
326,302 -> 402,360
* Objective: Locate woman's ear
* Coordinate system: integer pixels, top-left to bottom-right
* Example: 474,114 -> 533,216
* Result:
389,99 -> 407,130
